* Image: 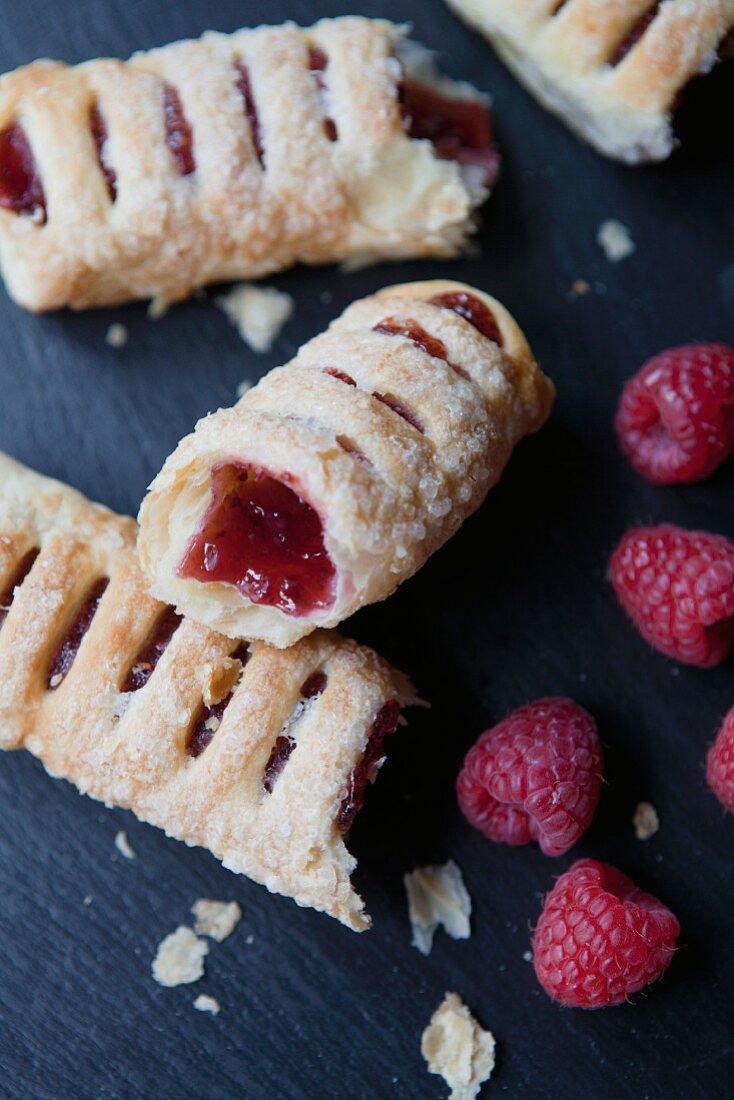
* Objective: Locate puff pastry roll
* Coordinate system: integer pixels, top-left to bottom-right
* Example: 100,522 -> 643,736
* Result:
138,279 -> 555,647
0,451 -> 415,930
0,17 -> 499,313
445,0 -> 734,163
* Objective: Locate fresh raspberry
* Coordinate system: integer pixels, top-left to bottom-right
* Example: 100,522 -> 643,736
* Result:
533,859 -> 680,1008
706,705 -> 734,812
615,343 -> 734,485
609,524 -> 734,667
456,698 -> 603,857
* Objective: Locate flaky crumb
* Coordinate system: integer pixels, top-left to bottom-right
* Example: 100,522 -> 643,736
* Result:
523,950 -> 532,962
633,801 -> 660,841
152,927 -> 209,987
192,899 -> 242,942
236,378 -> 254,399
404,860 -> 471,955
148,295 -> 170,319
105,323 -> 128,348
114,830 -> 136,859
597,219 -> 635,262
48,674 -> 62,688
422,992 -> 496,1100
193,994 -> 220,1016
216,283 -> 293,353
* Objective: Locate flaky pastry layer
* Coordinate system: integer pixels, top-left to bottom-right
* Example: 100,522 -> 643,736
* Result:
138,279 -> 554,647
0,451 -> 414,930
446,0 -> 734,163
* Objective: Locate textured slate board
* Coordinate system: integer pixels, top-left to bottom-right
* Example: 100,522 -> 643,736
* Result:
0,1 -> 733,1097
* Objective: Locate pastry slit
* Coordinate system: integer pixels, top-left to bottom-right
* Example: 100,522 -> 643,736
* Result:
89,103 -> 117,201
162,84 -> 195,175
121,605 -> 182,692
0,546 -> 39,628
307,45 -> 338,142
234,60 -> 264,166
262,668 -> 328,793
46,577 -> 109,689
609,3 -> 661,66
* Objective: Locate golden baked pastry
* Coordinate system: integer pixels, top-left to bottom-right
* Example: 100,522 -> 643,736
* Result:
0,451 -> 414,931
0,17 -> 499,312
138,279 -> 555,647
445,0 -> 734,163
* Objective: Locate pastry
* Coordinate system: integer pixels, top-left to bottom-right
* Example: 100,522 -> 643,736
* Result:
445,0 -> 734,163
0,17 -> 499,312
138,279 -> 555,647
0,451 -> 415,931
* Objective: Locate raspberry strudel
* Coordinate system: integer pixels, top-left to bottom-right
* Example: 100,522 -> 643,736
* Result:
0,17 -> 499,313
445,0 -> 734,163
0,451 -> 415,931
138,280 -> 555,648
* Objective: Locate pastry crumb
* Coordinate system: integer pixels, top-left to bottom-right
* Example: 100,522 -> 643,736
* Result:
105,323 -> 128,348
193,994 -> 220,1016
597,219 -> 635,262
152,926 -> 209,987
83,895 -> 93,906
148,295 -> 171,319
48,673 -> 63,688
404,860 -> 471,956
422,992 -> 496,1100
633,801 -> 660,841
236,378 -> 254,399
245,934 -> 254,945
216,283 -> 293,353
523,950 -> 532,962
191,899 -> 242,942
570,279 -> 591,297
114,830 -> 136,859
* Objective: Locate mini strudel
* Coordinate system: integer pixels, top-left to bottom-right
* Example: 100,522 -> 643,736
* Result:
445,0 -> 734,163
138,280 -> 555,648
0,451 -> 415,931
0,17 -> 499,312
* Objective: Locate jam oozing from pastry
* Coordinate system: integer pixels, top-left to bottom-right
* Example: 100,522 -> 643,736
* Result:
177,463 -> 337,617
373,393 -> 425,433
0,123 -> 45,219
163,85 -> 195,176
401,78 -> 499,188
374,315 -> 470,382
262,670 -> 327,792
0,547 -> 39,629
122,606 -> 182,692
610,4 -> 660,66
337,699 -> 401,833
429,291 -> 504,347
308,47 -> 338,141
89,105 -> 117,201
47,578 -> 109,689
324,367 -> 357,386
235,63 -> 264,165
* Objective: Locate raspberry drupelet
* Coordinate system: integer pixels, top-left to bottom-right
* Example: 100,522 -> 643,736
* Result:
707,705 -> 734,813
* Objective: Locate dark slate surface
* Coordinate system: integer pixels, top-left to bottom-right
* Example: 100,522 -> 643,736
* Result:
0,2 -> 733,1097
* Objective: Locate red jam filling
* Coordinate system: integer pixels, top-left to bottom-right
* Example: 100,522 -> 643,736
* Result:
373,393 -> 424,433
177,463 -> 337,618
401,77 -> 499,188
308,47 -> 338,141
374,317 -> 449,363
0,123 -> 45,219
262,670 -> 327,792
186,643 -> 249,758
610,4 -> 660,66
163,85 -> 195,176
337,699 -> 401,833
122,606 -> 182,692
47,578 -> 108,688
235,63 -> 264,165
0,547 -> 39,629
324,367 -> 357,386
429,291 -> 504,346
90,105 -> 117,201
301,670 -> 327,698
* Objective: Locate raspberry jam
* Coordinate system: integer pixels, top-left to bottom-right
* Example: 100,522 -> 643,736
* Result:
235,63 -> 264,165
122,606 -> 182,692
373,393 -> 424,433
401,78 -> 499,187
324,367 -> 357,386
0,123 -> 45,218
610,4 -> 659,66
429,291 -> 504,346
90,105 -> 117,201
338,699 -> 401,833
47,578 -> 108,688
308,47 -> 337,141
374,316 -> 470,381
163,85 -> 195,175
263,670 -> 327,792
177,463 -> 337,618
187,694 -> 230,758
0,547 -> 39,629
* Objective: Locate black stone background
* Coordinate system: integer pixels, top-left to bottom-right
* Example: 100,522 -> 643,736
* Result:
0,1 -> 732,1097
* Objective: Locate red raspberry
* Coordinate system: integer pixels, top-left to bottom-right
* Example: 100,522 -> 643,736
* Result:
615,343 -> 734,485
533,859 -> 680,1008
609,524 -> 734,667
456,698 -> 603,857
707,705 -> 734,812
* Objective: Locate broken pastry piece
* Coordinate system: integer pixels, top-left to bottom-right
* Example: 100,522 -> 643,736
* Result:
0,17 -> 498,312
0,451 -> 414,930
422,992 -> 496,1100
138,279 -> 554,647
445,0 -> 734,163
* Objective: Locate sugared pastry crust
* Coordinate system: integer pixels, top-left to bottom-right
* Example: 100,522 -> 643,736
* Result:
445,0 -> 734,163
138,280 -> 555,648
0,17 -> 498,313
0,451 -> 414,931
